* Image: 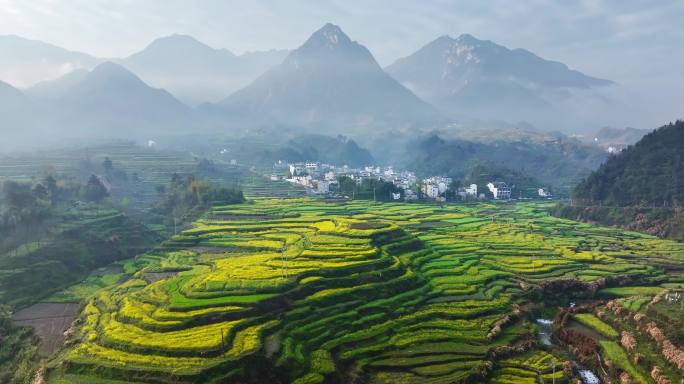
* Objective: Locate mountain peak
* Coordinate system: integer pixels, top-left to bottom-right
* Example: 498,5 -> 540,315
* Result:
222,23 -> 436,128
154,34 -> 212,50
303,23 -> 353,50
91,61 -> 137,78
138,34 -> 235,57
456,33 -> 480,43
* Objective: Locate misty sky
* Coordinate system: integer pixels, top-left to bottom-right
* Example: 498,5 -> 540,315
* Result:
1,0 -> 682,125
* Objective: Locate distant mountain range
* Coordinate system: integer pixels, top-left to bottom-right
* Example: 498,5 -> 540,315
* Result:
0,35 -> 100,88
0,34 -> 288,105
219,23 -> 438,131
119,34 -> 288,105
0,61 -> 192,146
0,24 -> 629,148
385,34 -> 614,125
36,62 -> 190,136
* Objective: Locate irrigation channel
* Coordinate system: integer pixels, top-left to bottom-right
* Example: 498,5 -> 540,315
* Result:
536,318 -> 600,384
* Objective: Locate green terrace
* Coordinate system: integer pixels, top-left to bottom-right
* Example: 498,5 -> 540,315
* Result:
41,198 -> 684,383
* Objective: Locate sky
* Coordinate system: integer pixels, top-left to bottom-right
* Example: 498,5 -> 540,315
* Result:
1,0 -> 682,126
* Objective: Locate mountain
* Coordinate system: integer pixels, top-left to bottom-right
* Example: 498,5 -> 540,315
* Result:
0,80 -> 25,105
385,34 -> 613,127
219,23 -> 438,132
0,80 -> 31,130
27,62 -> 191,138
0,35 -> 101,87
0,81 -> 48,150
120,34 -> 288,104
278,134 -> 374,167
589,126 -> 649,153
573,120 -> 684,206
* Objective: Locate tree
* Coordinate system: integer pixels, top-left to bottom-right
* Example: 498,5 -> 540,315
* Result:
2,181 -> 35,213
43,175 -> 58,206
103,157 -> 113,173
83,175 -> 109,202
32,183 -> 49,202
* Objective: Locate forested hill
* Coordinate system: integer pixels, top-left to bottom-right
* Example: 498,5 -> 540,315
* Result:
573,120 -> 683,206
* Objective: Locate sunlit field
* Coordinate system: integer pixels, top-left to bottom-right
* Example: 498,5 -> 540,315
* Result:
45,198 -> 684,383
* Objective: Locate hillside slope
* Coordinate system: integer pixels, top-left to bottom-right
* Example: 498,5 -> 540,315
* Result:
554,120 -> 684,240
573,120 -> 684,206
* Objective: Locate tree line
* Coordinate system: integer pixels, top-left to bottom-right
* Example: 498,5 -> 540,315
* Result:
573,120 -> 683,207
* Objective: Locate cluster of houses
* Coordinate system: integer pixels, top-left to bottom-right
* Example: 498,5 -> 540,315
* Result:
421,176 -> 453,201
274,161 -> 552,201
273,161 -> 418,197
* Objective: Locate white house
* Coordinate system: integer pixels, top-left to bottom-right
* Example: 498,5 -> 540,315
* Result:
458,183 -> 478,199
289,164 -> 305,177
487,182 -> 511,200
423,184 -> 440,198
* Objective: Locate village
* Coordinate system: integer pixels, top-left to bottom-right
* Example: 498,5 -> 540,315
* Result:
272,161 -> 553,202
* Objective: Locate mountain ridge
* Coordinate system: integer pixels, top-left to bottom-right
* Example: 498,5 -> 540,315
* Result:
120,34 -> 288,104
26,61 -> 191,138
220,23 -> 439,132
385,34 -> 614,127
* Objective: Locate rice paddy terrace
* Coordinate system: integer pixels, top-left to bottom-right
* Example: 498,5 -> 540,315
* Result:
44,199 -> 684,383
0,143 -> 306,209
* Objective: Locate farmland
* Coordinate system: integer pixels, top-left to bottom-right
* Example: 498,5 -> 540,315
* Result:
37,198 -> 684,383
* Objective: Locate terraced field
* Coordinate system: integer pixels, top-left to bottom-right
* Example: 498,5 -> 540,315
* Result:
45,199 -> 684,383
0,143 -> 305,217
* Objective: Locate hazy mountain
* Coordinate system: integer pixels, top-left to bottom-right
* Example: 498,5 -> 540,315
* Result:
0,35 -> 101,88
121,34 -> 288,105
25,69 -> 89,99
589,126 -> 649,152
0,80 -> 30,128
220,23 -> 438,132
385,34 -> 614,128
0,80 -> 25,105
0,81 -> 46,150
27,62 -> 191,138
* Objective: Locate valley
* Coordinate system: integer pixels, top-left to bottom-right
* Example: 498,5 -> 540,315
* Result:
30,197 -> 684,383
1,4 -> 682,383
